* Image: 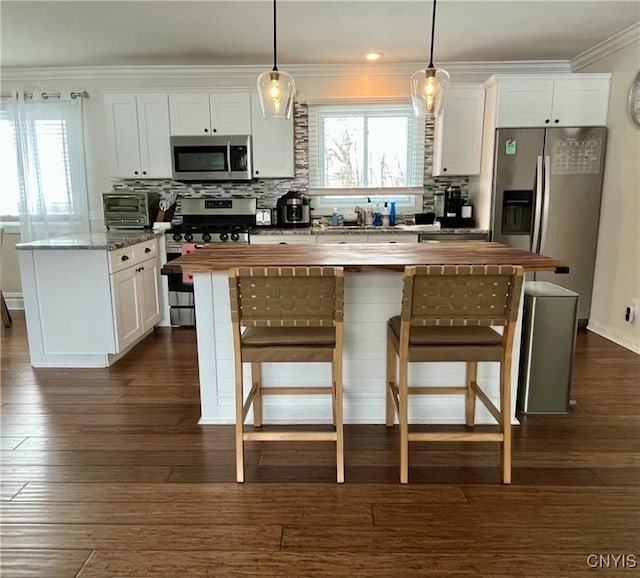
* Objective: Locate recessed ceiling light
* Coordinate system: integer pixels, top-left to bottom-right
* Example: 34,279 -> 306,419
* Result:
365,51 -> 383,62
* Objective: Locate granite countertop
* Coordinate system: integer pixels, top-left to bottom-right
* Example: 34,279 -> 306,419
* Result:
250,225 -> 490,236
16,230 -> 163,251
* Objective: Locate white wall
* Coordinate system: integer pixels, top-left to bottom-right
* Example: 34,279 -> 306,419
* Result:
580,39 -> 640,353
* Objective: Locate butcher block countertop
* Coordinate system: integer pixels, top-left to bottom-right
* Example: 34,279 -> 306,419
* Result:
163,242 -> 568,274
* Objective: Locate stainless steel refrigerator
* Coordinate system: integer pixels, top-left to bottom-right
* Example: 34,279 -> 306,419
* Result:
490,127 -> 607,323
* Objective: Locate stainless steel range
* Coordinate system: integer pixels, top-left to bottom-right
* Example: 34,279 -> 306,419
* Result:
165,197 -> 256,326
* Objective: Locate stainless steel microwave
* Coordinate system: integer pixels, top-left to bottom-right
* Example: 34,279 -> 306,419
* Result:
103,191 -> 160,229
170,135 -> 253,181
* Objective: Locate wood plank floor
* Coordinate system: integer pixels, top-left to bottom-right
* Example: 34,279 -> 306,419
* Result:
1,312 -> 639,577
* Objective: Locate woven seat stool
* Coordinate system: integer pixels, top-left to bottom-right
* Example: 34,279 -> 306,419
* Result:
229,266 -> 345,483
386,264 -> 524,484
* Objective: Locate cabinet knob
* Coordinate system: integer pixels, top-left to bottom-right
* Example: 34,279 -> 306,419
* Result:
554,119 -> 560,124
142,171 -> 147,175
134,171 -> 139,175
121,255 -> 129,262
278,242 -> 288,245
145,247 -> 151,253
544,119 -> 550,124
204,128 -> 209,133
212,128 -> 217,133
255,170 -> 260,175
443,167 -> 447,172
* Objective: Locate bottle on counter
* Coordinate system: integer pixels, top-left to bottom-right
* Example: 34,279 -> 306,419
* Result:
461,199 -> 474,220
366,197 -> 374,225
382,202 -> 390,227
373,203 -> 383,226
331,207 -> 339,226
389,201 -> 396,226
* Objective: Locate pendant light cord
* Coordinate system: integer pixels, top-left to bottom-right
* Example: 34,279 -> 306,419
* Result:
272,0 -> 279,71
428,0 -> 437,68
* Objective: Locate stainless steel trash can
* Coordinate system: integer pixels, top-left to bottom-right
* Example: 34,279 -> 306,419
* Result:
517,281 -> 579,414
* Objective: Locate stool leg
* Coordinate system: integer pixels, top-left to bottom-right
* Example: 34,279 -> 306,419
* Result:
1,292 -> 11,328
251,362 -> 263,428
334,341 -> 344,484
331,358 -> 337,427
385,337 -> 396,427
399,357 -> 409,484
235,358 -> 245,483
500,353 -> 513,485
465,362 -> 478,427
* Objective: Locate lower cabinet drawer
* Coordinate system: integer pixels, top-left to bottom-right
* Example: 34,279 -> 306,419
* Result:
109,247 -> 136,274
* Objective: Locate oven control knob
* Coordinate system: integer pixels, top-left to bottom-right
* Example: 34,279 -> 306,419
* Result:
219,233 -> 229,242
184,233 -> 193,242
172,233 -> 182,242
202,233 -> 212,243
230,232 -> 240,242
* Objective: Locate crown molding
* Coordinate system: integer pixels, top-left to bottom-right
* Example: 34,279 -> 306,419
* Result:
571,22 -> 640,71
0,60 -> 571,82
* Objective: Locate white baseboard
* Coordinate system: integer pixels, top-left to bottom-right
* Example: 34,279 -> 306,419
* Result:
587,321 -> 640,355
4,292 -> 24,310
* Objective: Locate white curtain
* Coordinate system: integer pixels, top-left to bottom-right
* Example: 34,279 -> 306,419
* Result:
9,90 -> 90,242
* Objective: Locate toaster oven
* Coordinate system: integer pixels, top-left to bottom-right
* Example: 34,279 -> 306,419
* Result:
103,191 -> 161,229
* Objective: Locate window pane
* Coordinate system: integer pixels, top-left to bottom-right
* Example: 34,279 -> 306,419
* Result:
0,117 -> 20,216
34,119 -> 73,215
323,116 -> 364,188
367,117 -> 408,187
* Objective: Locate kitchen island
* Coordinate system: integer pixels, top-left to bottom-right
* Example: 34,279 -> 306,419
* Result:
164,242 -> 566,424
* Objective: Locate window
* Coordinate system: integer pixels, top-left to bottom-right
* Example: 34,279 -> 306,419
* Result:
0,93 -> 89,240
308,102 -> 424,213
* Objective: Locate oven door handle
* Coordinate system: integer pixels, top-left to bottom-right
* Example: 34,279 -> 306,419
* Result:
227,140 -> 232,176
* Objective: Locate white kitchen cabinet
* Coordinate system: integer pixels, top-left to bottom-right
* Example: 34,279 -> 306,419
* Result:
103,92 -> 172,179
250,94 -> 295,178
210,93 -> 252,135
250,234 -> 316,244
367,234 -> 419,243
432,85 -> 485,176
18,237 -> 162,368
111,253 -> 160,352
169,92 -> 252,136
316,234 -> 368,244
492,74 -> 611,127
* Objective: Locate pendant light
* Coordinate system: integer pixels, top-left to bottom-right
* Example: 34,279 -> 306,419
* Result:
410,0 -> 450,118
257,0 -> 295,119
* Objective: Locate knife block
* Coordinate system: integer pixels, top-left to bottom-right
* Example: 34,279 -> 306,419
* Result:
155,203 -> 176,223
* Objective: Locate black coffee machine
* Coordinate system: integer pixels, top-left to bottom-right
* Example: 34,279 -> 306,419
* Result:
439,186 -> 473,228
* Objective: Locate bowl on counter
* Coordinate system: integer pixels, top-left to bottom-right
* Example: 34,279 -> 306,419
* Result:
414,212 -> 436,225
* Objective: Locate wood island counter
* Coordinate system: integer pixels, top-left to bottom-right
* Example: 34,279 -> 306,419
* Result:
165,242 -> 566,425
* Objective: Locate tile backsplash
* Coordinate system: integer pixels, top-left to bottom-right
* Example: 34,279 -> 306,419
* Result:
112,102 -> 468,216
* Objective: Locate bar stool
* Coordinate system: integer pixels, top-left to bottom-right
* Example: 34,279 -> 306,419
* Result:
386,264 -> 524,484
229,266 -> 345,483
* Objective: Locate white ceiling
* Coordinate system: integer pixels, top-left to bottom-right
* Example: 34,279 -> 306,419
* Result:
1,1 -> 639,69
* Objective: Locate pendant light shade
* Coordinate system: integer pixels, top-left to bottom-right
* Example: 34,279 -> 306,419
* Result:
410,0 -> 449,118
257,0 -> 295,119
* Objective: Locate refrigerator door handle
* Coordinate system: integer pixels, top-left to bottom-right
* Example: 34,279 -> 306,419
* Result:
539,155 -> 552,253
531,155 -> 544,252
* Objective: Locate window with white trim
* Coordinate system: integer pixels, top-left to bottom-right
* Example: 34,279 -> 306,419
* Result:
1,95 -> 88,225
308,102 -> 424,213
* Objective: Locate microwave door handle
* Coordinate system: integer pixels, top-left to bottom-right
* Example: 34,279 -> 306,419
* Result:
227,140 -> 232,176
539,155 -> 551,254
531,155 -> 544,253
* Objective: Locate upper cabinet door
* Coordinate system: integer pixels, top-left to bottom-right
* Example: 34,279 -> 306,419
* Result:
103,93 -> 142,178
136,93 -> 172,178
250,94 -> 294,178
496,79 -> 555,127
210,93 -> 252,135
169,93 -> 211,135
550,77 -> 610,126
432,85 -> 485,176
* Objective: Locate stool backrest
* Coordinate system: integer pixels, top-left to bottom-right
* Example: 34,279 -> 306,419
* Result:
229,266 -> 344,328
401,265 -> 524,327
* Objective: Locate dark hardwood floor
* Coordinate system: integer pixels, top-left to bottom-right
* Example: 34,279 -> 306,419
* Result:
1,312 -> 639,577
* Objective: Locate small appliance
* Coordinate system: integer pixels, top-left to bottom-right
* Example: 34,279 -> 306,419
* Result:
103,191 -> 160,229
276,190 -> 311,227
170,135 -> 252,181
255,208 -> 277,227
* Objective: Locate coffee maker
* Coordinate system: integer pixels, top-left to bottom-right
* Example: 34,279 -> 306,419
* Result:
439,186 -> 474,227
